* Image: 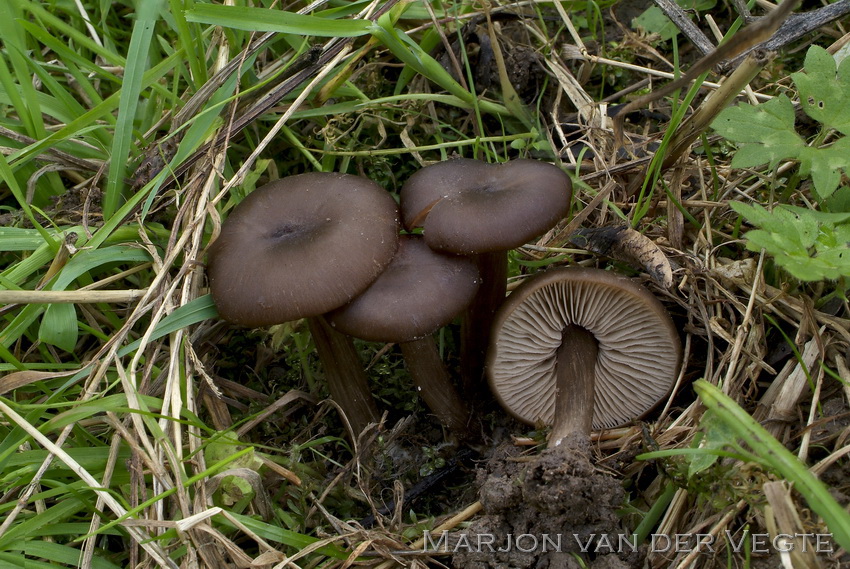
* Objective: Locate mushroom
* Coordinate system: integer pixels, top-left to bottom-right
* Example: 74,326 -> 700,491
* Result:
400,158 -> 572,394
326,235 -> 480,438
486,267 -> 681,446
207,172 -> 400,434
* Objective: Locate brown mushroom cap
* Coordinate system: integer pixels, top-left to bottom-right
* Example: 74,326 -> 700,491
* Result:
326,235 -> 480,342
487,267 -> 681,430
207,173 -> 399,327
399,158 -> 572,255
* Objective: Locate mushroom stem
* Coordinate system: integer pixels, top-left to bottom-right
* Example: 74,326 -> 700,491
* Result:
400,337 -> 473,440
461,251 -> 508,395
549,325 -> 599,447
308,316 -> 380,435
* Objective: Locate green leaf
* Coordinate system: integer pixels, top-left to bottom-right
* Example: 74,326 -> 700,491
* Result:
10,541 -> 122,569
42,394 -> 165,432
712,95 -> 804,170
184,4 -> 372,37
792,46 -> 850,135
38,303 -> 78,352
0,227 -> 54,252
796,137 -> 850,199
730,202 -> 817,250
687,410 -> 734,477
0,496 -> 84,549
731,202 -> 850,281
632,0 -> 716,40
117,295 -> 218,357
224,512 -> 350,559
103,0 -> 163,219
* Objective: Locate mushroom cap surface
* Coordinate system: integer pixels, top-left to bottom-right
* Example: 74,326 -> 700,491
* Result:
207,173 -> 399,327
487,267 -> 681,430
326,235 -> 480,342
399,158 -> 572,255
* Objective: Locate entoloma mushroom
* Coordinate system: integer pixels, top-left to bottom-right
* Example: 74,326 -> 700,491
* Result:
327,235 -> 480,438
207,172 -> 400,434
400,158 -> 572,393
487,267 -> 681,446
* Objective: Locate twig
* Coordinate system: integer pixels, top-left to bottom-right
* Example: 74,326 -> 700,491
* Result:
613,0 -> 800,146
654,0 -> 717,56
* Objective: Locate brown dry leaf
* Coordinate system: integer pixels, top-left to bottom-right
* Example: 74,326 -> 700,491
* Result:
0,369 -> 83,396
569,226 -> 674,288
251,551 -> 285,566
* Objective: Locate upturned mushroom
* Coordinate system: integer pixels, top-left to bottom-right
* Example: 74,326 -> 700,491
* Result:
207,172 -> 400,434
399,158 -> 572,393
326,235 -> 480,438
487,267 -> 681,446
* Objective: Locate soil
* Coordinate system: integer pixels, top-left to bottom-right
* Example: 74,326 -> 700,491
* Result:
452,433 -> 642,569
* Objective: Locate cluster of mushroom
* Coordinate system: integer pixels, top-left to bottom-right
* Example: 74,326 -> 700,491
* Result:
207,158 -> 573,440
208,156 -> 682,447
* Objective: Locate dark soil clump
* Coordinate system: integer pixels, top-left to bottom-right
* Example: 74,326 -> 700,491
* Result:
452,433 -> 642,569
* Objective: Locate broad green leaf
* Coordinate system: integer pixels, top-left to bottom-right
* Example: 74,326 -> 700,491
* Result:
783,204 -> 850,224
0,227 -> 52,252
51,245 -> 153,291
713,95 -> 804,170
792,46 -> 850,135
796,137 -> 850,199
633,0 -> 716,40
730,202 -> 816,248
731,202 -> 850,281
687,410 -> 734,477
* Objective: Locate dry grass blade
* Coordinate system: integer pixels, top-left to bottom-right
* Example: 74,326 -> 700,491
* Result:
0,289 -> 147,303
0,399 -> 179,569
764,481 -> 824,569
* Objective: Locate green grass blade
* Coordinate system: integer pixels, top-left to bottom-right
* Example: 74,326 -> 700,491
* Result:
0,497 -> 84,549
0,2 -> 45,139
0,153 -> 56,250
694,379 -> 850,551
102,0 -> 162,219
167,0 -> 207,87
184,4 -> 372,37
7,541 -> 122,569
116,295 -> 218,357
38,303 -> 78,352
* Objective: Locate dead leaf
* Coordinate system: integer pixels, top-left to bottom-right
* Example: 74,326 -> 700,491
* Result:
569,226 -> 674,288
0,369 -> 83,396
